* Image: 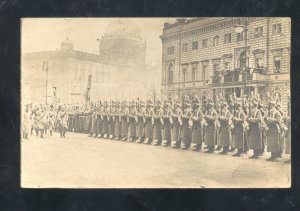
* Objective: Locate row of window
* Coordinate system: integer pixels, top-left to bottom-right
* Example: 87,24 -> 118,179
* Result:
166,24 -> 282,55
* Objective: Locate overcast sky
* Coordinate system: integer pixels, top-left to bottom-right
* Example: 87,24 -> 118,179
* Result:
21,18 -> 176,64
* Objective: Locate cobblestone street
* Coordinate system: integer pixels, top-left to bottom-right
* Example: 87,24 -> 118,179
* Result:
21,132 -> 290,188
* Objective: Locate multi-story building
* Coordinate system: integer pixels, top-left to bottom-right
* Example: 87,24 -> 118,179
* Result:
160,17 -> 290,109
22,19 -> 159,104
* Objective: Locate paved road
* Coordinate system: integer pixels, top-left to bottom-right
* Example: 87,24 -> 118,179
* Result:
21,132 -> 291,188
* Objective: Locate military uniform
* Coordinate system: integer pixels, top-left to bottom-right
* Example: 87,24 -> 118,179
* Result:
266,102 -> 283,161
171,102 -> 182,148
162,102 -> 172,146
121,102 -> 129,141
218,103 -> 232,154
114,102 -> 122,140
248,101 -> 264,159
204,101 -> 219,153
191,101 -> 204,151
128,103 -> 137,142
136,101 -> 146,143
181,103 -> 192,149
108,103 -> 116,139
232,101 -> 247,156
144,102 -> 154,144
153,102 -> 163,146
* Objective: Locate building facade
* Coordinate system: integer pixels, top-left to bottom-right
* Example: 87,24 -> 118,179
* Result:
22,20 -> 159,104
160,17 -> 290,109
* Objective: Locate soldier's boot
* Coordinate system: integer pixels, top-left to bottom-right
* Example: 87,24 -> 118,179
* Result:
35,129 -> 39,136
144,138 -> 149,144
114,135 -> 119,140
284,157 -> 291,163
25,133 -> 28,139
31,127 -> 33,135
219,146 -> 229,155
205,146 -> 214,153
204,145 -> 209,149
232,148 -> 243,157
98,134 -> 102,138
249,150 -> 260,159
104,134 -> 107,139
228,146 -> 235,152
215,145 -> 222,151
267,152 -> 278,161
278,150 -> 283,158
50,130 -> 52,136
60,132 -> 63,138
40,130 -> 44,138
109,135 -> 113,139
88,133 -> 93,137
94,133 -> 98,137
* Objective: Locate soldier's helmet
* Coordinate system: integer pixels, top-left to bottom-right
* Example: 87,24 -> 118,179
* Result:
192,98 -> 200,108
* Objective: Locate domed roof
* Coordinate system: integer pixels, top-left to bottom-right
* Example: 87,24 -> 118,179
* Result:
105,19 -> 142,41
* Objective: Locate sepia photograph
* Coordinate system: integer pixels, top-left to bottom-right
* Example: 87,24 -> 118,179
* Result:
21,17 -> 291,188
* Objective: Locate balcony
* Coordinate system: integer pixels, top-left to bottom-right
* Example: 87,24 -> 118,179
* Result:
212,75 -> 221,84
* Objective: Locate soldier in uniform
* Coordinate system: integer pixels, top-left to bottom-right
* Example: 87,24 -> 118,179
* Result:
102,101 -> 109,139
136,101 -> 146,143
266,100 -> 283,161
89,105 -> 98,137
171,100 -> 182,148
232,100 -> 247,157
153,101 -> 163,146
47,105 -> 55,136
162,101 -> 172,147
191,98 -> 204,151
181,101 -> 192,149
121,101 -> 129,141
144,100 -> 155,144
204,100 -> 219,153
128,101 -> 137,142
108,101 -> 116,139
114,101 -> 122,140
248,99 -> 264,159
218,101 -> 232,155
57,106 -> 68,138
214,96 -> 222,151
97,102 -> 104,138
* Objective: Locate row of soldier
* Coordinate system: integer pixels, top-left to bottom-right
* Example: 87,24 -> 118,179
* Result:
64,94 -> 291,162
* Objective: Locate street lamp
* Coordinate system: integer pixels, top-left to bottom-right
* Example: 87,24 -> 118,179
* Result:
234,18 -> 249,97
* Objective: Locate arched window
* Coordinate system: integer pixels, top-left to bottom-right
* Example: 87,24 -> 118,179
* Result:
167,63 -> 174,85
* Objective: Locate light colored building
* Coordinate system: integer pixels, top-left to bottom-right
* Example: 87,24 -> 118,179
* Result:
22,20 -> 160,104
160,17 -> 290,109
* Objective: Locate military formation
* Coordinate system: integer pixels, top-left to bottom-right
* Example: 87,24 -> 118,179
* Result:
22,93 -> 291,163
